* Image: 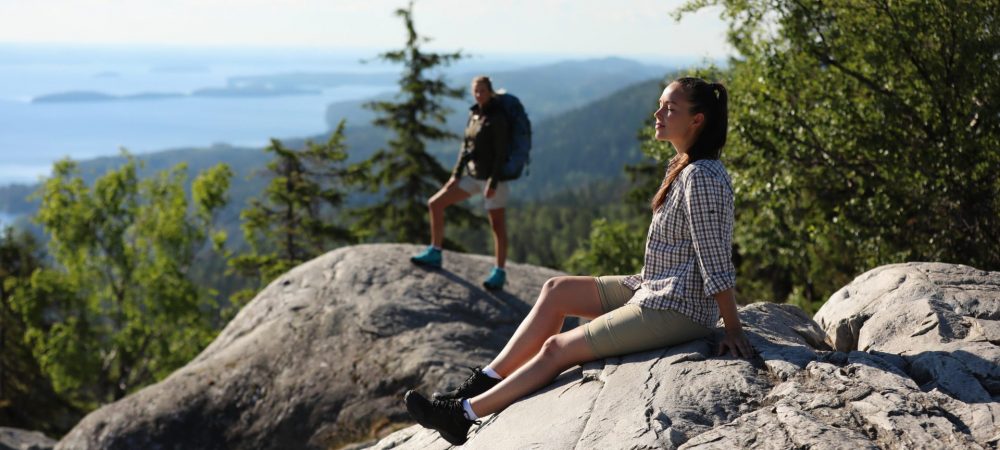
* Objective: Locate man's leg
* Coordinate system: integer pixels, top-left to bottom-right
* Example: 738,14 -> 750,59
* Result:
427,178 -> 472,247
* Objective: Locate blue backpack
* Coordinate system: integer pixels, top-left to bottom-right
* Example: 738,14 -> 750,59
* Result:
495,92 -> 532,179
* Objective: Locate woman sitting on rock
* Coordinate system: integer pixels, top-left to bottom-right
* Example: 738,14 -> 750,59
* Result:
404,77 -> 754,446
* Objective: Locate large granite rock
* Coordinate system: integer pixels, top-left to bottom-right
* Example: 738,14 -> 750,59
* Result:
374,263 -> 1000,449
55,253 -> 999,449
813,262 -> 1000,444
56,244 -> 563,450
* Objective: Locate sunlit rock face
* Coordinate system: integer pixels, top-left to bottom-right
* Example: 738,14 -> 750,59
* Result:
374,262 -> 1000,450
56,244 -> 563,450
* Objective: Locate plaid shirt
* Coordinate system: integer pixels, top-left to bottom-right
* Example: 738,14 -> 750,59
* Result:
622,159 -> 736,328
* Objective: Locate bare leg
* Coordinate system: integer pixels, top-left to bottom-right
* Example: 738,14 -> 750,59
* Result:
487,277 -> 604,377
427,179 -> 471,247
487,208 -> 507,268
471,327 -> 596,416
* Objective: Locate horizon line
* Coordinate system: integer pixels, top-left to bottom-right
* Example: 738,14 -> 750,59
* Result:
0,41 -> 729,63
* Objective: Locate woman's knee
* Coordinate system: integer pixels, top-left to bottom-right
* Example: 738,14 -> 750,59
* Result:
538,335 -> 565,360
537,330 -> 594,369
541,276 -> 569,295
536,277 -> 568,310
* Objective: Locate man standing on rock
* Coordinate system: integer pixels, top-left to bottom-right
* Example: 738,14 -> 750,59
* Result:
410,75 -> 531,292
404,77 -> 754,445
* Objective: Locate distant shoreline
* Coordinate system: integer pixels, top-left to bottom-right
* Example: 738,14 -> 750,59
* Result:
32,71 -> 399,104
32,87 -> 324,103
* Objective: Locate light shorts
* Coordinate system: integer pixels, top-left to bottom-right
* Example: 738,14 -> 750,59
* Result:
457,177 -> 509,210
584,275 -> 713,359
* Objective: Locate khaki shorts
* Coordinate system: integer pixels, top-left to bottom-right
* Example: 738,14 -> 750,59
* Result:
583,276 -> 713,359
457,177 -> 509,210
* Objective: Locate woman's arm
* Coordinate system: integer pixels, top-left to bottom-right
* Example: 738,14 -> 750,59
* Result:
683,169 -> 736,298
682,168 -> 752,358
714,288 -> 754,358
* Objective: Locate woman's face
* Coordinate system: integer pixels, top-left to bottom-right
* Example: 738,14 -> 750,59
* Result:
653,83 -> 700,146
472,81 -> 492,107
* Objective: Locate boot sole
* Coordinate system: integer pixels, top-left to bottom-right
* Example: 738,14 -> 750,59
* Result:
439,429 -> 467,446
410,258 -> 441,268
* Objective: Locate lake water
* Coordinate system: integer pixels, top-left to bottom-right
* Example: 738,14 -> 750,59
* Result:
0,211 -> 19,228
0,44 -> 397,185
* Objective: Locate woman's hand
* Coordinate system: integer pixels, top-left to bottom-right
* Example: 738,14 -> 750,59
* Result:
713,288 -> 754,358
718,328 -> 754,359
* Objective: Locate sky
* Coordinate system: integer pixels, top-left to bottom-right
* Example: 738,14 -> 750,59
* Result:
0,0 -> 731,60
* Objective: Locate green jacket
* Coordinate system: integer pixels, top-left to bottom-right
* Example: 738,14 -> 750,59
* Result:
451,97 -> 509,189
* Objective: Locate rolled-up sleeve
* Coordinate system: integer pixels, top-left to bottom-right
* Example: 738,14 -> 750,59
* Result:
683,169 -> 736,296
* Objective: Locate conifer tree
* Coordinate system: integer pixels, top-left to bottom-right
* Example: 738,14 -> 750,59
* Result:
229,121 -> 353,305
351,0 -> 479,244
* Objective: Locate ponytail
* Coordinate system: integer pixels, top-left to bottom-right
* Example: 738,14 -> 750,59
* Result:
651,78 -> 729,212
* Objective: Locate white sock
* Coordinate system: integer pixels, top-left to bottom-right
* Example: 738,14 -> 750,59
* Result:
482,366 -> 502,380
431,244 -> 442,251
462,399 -> 479,421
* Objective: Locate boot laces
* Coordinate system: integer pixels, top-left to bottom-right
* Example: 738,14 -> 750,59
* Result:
453,366 -> 483,392
431,397 -> 464,414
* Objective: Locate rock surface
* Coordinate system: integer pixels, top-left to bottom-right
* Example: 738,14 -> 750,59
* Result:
56,244 -> 564,450
54,254 -> 1000,449
0,427 -> 56,450
373,262 -> 1000,449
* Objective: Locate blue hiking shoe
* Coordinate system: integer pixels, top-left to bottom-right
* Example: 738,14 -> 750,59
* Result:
410,246 -> 442,268
482,267 -> 506,291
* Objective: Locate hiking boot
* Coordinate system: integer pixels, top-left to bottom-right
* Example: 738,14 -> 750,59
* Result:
432,366 -> 501,401
410,246 -> 442,268
404,390 -> 476,446
482,267 -> 506,290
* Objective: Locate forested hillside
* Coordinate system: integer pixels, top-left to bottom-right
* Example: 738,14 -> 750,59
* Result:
0,75 -> 665,249
512,77 -> 661,199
